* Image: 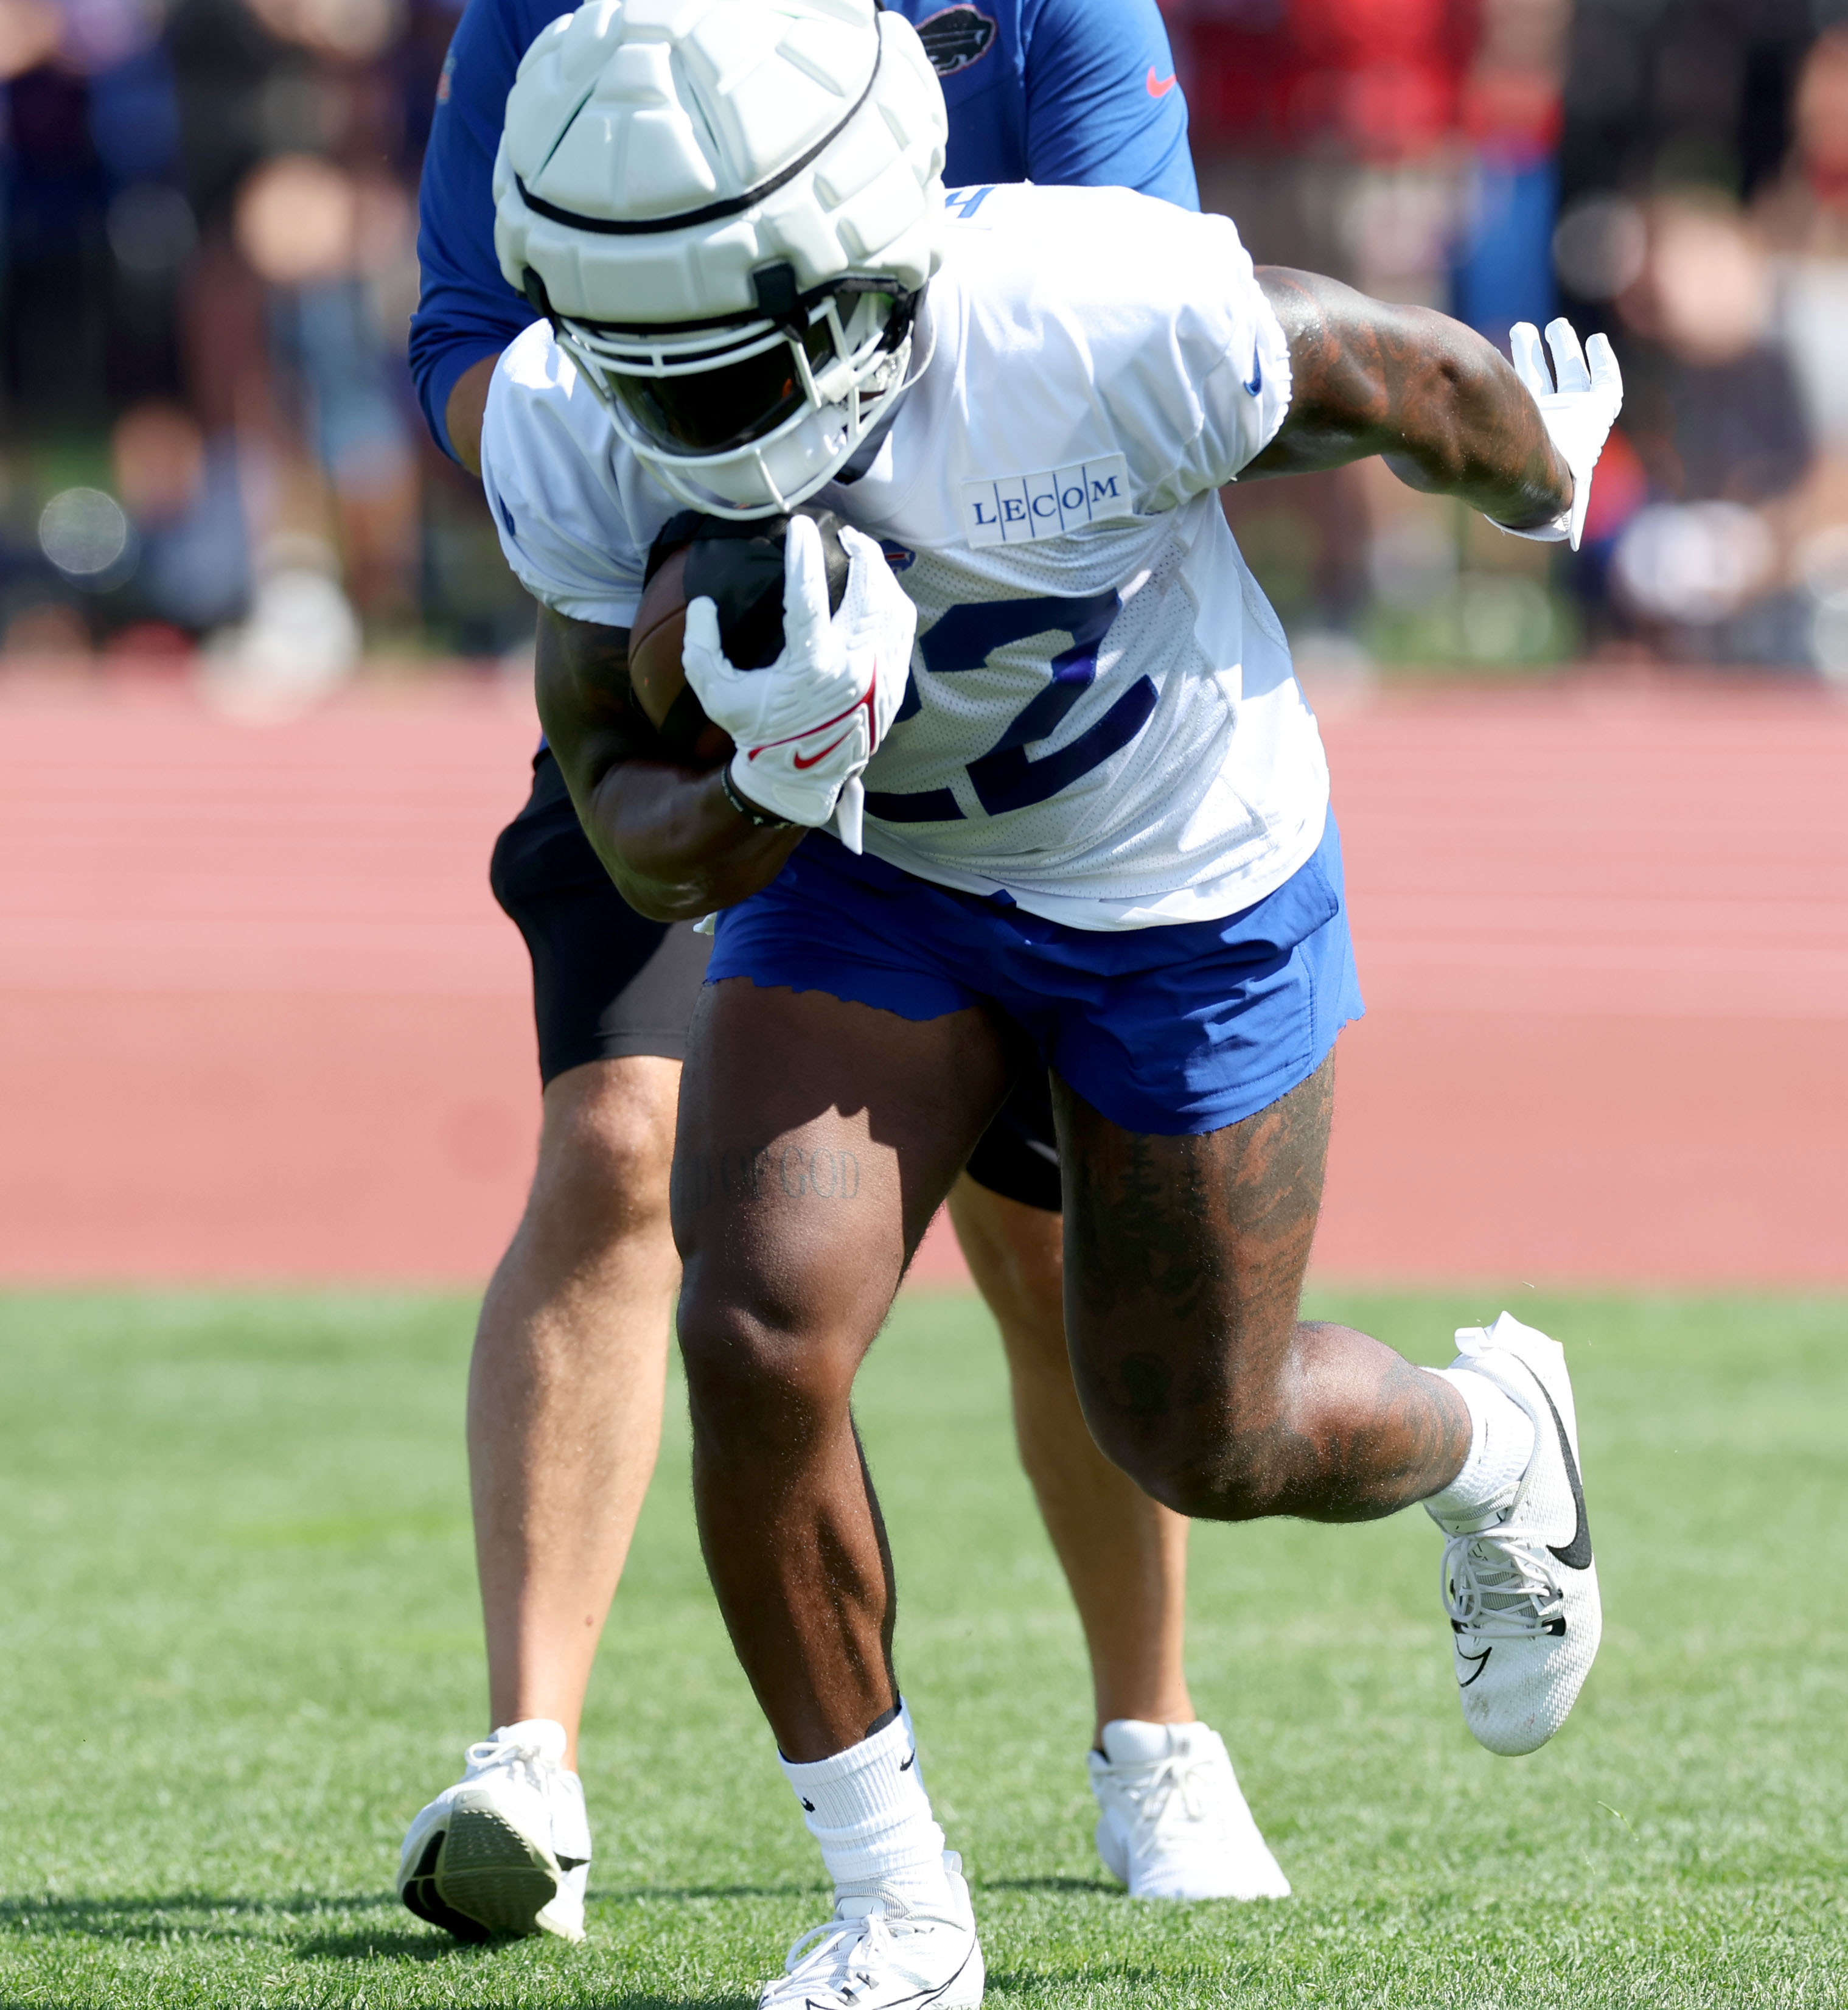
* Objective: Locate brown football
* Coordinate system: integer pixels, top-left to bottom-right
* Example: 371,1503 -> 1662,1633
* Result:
627,508 -> 853,766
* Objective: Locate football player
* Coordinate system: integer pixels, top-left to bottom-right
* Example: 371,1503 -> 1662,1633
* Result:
479,1 -> 1622,2002
401,0 -> 1280,1950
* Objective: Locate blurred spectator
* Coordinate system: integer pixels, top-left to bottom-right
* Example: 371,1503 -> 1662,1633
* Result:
2,0 -> 1846,678
111,399 -> 249,633
1591,197 -> 1815,661
1619,196 -> 1810,498
1539,0 -> 1848,674
232,148 -> 418,626
1177,0 -> 1473,302
1558,0 -> 1814,211
1451,0 -> 1569,344
1188,0 -> 1577,669
1757,27 -> 1848,679
0,0 -> 519,669
1762,29 -> 1848,427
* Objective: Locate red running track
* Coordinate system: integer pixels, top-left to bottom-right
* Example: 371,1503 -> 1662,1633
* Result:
0,672 -> 1843,1289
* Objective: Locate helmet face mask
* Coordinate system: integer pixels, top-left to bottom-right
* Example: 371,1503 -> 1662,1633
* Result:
552,282 -> 918,518
494,0 -> 950,518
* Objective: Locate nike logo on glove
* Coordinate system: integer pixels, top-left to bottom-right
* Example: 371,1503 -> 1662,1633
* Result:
1146,65 -> 1177,97
746,672 -> 881,770
792,731 -> 854,770
1539,1383 -> 1593,1571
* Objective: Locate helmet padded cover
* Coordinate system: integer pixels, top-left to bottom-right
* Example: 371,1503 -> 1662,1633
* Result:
493,0 -> 947,327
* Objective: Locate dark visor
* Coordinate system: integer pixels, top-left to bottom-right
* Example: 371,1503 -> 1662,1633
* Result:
607,317 -> 837,455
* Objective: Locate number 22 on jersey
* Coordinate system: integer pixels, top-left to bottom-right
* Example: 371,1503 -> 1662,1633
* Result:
866,593 -> 1156,823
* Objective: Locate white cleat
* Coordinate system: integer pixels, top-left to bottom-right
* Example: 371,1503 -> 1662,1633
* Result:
759,1854 -> 985,2010
397,1718 -> 591,1943
1089,1720 -> 1291,1901
1429,1312 -> 1603,1756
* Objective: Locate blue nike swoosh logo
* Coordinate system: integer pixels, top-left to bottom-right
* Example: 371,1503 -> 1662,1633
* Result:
1243,354 -> 1262,397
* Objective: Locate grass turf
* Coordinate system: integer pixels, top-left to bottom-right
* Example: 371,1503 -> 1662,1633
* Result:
0,1287 -> 1844,2008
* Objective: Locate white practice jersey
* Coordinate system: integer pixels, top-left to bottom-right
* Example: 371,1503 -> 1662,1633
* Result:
483,181 -> 1330,930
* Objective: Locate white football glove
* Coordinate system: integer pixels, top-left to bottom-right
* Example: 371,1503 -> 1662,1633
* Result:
682,516 -> 915,854
1500,316 -> 1624,550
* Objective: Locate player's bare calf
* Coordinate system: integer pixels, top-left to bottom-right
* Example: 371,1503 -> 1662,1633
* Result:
674,978 -> 1010,1759
1055,1059 -> 1471,1525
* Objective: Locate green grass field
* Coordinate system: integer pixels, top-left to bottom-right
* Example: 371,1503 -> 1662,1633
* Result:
1,1286 -> 1844,2009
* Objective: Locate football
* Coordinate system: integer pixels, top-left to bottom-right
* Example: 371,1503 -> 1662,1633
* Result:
629,508 -> 853,764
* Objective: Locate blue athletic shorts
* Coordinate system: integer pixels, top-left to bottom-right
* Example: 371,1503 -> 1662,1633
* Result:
706,812 -> 1365,1137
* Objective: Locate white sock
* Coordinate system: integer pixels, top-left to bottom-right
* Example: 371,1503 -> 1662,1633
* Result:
779,1702 -> 947,1904
1422,1366 -> 1536,1529
1098,1719 -> 1198,1765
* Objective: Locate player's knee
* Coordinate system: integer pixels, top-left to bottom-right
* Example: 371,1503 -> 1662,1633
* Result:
526,1066 -> 677,1258
677,1286 -> 851,1451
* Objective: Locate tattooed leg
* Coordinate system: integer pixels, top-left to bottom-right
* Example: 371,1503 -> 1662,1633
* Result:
672,977 -> 1009,1760
1056,1053 -> 1471,1524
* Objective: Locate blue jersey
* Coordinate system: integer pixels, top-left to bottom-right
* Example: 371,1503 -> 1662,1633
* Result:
410,0 -> 1198,461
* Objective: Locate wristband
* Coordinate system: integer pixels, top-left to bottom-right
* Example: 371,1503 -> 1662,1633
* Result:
720,763 -> 793,829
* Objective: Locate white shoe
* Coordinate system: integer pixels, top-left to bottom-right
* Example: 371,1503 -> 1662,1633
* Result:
397,1719 -> 591,1942
759,1854 -> 984,2010
1429,1312 -> 1603,1756
1090,1721 -> 1291,1901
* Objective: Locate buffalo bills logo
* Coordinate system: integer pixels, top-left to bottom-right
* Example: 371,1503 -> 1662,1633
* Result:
880,542 -> 916,572
916,4 -> 997,76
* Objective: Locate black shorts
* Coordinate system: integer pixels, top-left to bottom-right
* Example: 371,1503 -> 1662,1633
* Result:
490,749 -> 714,1074
490,750 -> 1064,1212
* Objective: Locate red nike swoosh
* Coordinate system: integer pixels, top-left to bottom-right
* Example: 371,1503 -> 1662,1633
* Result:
748,699 -> 862,758
1146,66 -> 1177,98
747,670 -> 882,767
792,730 -> 854,771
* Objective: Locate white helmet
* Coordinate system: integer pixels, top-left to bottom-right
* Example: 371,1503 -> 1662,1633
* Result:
494,0 -> 947,517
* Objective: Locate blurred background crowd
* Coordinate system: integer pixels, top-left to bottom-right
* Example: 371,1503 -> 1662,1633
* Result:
3,0 -> 1847,688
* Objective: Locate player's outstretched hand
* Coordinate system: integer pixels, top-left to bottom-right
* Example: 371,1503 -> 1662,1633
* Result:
1501,318 -> 1623,550
682,516 -> 915,853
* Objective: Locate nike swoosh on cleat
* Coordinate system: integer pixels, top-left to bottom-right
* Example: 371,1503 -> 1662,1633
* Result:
1146,65 -> 1177,97
1536,1381 -> 1594,1569
1456,1645 -> 1492,1688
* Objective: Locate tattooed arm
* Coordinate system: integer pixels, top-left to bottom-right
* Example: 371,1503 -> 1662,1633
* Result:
1247,267 -> 1571,533
535,606 -> 804,923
